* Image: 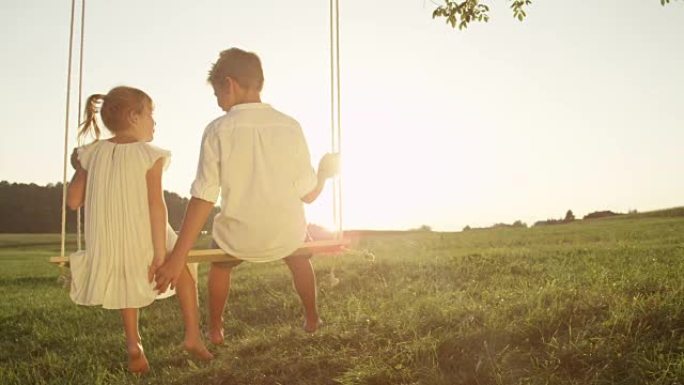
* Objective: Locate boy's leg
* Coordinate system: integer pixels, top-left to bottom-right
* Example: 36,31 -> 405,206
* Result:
120,308 -> 149,373
175,266 -> 214,360
284,254 -> 320,332
207,261 -> 238,345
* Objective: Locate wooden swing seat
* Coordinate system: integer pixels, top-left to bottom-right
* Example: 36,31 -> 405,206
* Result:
49,238 -> 350,265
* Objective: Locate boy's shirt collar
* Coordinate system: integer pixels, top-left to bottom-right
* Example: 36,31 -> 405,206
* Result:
229,102 -> 270,112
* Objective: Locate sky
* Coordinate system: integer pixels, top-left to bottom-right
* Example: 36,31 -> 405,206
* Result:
0,0 -> 682,231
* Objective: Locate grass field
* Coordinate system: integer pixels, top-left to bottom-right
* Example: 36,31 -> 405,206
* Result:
1,215 -> 683,385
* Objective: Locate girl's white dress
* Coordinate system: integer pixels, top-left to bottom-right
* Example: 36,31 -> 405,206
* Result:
69,140 -> 197,309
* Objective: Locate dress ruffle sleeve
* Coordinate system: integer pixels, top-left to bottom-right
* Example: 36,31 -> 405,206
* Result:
140,143 -> 172,171
76,142 -> 98,171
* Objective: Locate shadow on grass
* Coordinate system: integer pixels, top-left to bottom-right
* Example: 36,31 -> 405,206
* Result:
0,276 -> 58,287
0,242 -> 62,249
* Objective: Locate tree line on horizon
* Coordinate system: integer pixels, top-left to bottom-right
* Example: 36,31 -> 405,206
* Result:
2,181 -> 675,235
0,181 -> 218,233
461,209 -> 629,232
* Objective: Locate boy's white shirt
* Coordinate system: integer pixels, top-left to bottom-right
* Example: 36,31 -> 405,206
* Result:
191,103 -> 318,262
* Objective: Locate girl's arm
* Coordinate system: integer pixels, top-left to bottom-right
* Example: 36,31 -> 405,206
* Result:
67,168 -> 87,210
146,158 -> 168,266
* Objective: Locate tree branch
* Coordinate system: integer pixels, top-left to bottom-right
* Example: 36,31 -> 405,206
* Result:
432,0 -> 674,30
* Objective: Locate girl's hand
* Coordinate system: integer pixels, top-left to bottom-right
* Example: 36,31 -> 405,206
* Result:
70,148 -> 82,170
317,153 -> 340,180
147,254 -> 166,283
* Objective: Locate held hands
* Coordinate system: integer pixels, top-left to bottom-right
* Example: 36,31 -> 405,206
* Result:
151,254 -> 185,294
147,253 -> 165,284
317,153 -> 340,180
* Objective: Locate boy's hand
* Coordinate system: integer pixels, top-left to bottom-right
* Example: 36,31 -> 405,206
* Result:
153,254 -> 185,293
70,148 -> 82,170
317,153 -> 340,180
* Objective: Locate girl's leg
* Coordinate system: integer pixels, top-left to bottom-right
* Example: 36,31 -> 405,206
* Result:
120,308 -> 149,373
284,255 -> 320,332
207,262 -> 234,345
175,266 -> 214,360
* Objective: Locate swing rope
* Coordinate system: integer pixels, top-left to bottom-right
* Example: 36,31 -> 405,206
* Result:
329,0 -> 343,286
60,0 -> 78,261
76,0 -> 86,252
331,0 -> 343,240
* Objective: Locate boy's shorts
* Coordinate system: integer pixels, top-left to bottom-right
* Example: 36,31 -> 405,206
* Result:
210,239 -> 312,268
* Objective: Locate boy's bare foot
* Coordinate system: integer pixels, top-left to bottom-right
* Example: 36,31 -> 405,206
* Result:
207,328 -> 225,345
183,339 -> 214,361
303,317 -> 322,333
126,342 -> 149,374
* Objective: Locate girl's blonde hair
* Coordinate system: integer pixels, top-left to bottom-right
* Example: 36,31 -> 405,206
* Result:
78,86 -> 152,143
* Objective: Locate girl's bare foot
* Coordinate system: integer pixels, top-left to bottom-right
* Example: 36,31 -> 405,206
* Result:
303,317 -> 322,333
207,328 -> 225,345
126,342 -> 149,374
183,339 -> 214,361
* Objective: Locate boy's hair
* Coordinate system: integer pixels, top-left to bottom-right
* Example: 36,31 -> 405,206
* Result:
208,48 -> 264,91
77,86 -> 152,143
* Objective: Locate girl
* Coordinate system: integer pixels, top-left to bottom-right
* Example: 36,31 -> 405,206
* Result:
66,86 -> 213,373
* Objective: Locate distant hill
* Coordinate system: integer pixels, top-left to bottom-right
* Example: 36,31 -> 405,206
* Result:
583,210 -> 622,220
608,207 -> 684,220
531,207 -> 684,228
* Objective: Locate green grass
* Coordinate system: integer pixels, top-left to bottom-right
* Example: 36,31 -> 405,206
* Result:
1,218 -> 683,384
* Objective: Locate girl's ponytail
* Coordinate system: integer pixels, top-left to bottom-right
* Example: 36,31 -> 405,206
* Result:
77,94 -> 105,144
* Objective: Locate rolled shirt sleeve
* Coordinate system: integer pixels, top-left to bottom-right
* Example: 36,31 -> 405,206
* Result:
190,125 -> 222,203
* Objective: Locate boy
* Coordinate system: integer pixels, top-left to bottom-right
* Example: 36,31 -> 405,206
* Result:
153,48 -> 338,341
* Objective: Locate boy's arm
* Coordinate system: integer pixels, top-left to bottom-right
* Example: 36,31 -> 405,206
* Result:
154,125 -> 221,292
66,168 -> 87,210
301,175 -> 327,204
301,153 -> 340,204
153,197 -> 214,292
172,197 -> 215,259
146,159 -> 168,282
